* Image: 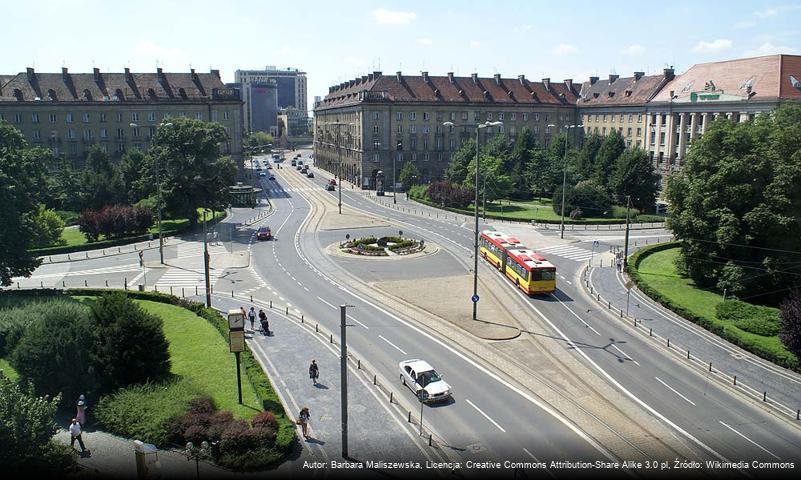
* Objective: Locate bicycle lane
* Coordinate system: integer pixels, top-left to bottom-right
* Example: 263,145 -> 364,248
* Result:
208,295 -> 439,472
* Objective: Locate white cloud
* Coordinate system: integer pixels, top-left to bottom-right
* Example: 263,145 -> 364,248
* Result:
754,8 -> 778,18
623,44 -> 646,56
553,43 -> 578,55
373,8 -> 416,25
691,39 -> 732,53
470,40 -> 481,48
744,41 -> 798,56
416,38 -> 432,46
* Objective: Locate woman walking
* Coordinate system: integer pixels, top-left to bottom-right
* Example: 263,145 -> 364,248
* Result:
297,407 -> 311,438
309,360 -> 319,385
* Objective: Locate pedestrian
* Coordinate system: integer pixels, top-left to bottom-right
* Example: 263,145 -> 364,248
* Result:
297,407 -> 311,438
248,307 -> 256,331
69,418 -> 88,453
240,306 -> 247,324
76,395 -> 87,426
616,258 -> 622,272
259,309 -> 269,336
309,360 -> 319,385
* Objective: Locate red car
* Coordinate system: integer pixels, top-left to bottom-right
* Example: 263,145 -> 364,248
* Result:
257,226 -> 273,240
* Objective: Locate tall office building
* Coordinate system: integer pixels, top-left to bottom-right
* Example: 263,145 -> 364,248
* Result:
234,66 -> 307,134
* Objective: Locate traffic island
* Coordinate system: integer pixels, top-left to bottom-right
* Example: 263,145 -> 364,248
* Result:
326,236 -> 439,260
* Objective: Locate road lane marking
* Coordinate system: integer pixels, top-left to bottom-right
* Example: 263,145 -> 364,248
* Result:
523,448 -> 556,479
378,335 -> 407,355
611,344 -> 640,366
655,377 -> 696,406
347,315 -> 369,330
718,421 -> 781,460
303,287 -> 310,292
279,296 -> 285,301
317,296 -> 337,309
465,399 -> 506,433
548,294 -> 602,336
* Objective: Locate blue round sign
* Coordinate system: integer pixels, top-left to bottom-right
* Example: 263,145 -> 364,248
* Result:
471,294 -> 480,303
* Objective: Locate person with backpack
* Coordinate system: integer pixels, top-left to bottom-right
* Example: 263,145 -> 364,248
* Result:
309,360 -> 319,385
259,309 -> 269,336
297,407 -> 311,439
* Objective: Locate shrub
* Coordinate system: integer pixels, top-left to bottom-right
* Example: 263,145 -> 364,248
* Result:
89,292 -> 171,392
716,300 -> 781,337
10,302 -> 97,404
79,205 -> 154,242
427,181 -> 473,208
27,205 -> 66,249
95,379 -> 205,447
553,180 -> 612,218
780,291 -> 801,359
252,411 -> 277,430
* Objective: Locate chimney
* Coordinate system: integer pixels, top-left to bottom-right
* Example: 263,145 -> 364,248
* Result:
368,73 -> 374,81
26,67 -> 35,82
62,67 -> 69,82
634,71 -> 644,80
361,75 -> 368,82
373,71 -> 382,77
93,67 -> 101,82
329,86 -> 334,94
349,79 -> 355,87
157,67 -> 164,79
210,69 -> 220,79
124,67 -> 133,83
422,71 -> 429,82
494,73 -> 501,85
447,72 -> 454,83
663,67 -> 675,81
471,73 -> 478,83
609,74 -> 619,84
518,74 -> 526,85
396,71 -> 402,82
589,76 -> 599,85
542,78 -> 551,90
564,79 -> 573,91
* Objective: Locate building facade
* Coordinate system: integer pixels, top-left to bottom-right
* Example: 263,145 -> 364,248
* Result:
235,67 -> 308,133
278,107 -> 310,137
314,71 -> 580,189
0,67 -> 244,161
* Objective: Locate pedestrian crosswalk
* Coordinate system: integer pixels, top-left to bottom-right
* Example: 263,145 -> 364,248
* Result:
175,242 -> 227,259
155,267 -> 226,288
536,244 -> 595,262
264,187 -> 320,194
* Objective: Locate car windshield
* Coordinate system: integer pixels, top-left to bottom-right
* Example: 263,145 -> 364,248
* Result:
417,369 -> 442,386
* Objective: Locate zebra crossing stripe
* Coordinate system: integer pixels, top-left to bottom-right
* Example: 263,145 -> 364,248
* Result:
155,268 -> 226,287
537,245 -> 595,262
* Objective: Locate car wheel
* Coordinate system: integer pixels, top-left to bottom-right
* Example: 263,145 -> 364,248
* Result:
400,374 -> 406,386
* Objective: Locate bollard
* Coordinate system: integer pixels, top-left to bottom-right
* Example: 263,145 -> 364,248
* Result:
687,350 -> 691,359
49,256 -> 52,263
195,286 -> 198,296
619,308 -> 623,317
68,254 -> 71,261
232,290 -> 235,298
301,315 -> 304,323
105,280 -> 108,287
17,282 -> 20,289
286,306 -> 289,315
389,392 -> 393,403
734,375 -> 737,386
182,287 -> 185,298
330,334 -> 333,343
429,434 -> 433,446
86,252 -> 89,259
649,328 -> 652,336
124,277 -> 128,289
62,281 -> 66,287
118,247 -> 121,253
270,300 -> 273,308
633,318 -> 637,327
373,375 -> 377,385
763,392 -> 767,402
797,409 -> 799,420
155,285 -> 158,292
84,279 -> 88,287
315,324 -> 318,332
709,362 -> 712,372
667,338 -> 670,348
408,411 -> 412,423
103,249 -> 106,255
357,359 -> 360,369
607,301 -> 611,309
40,281 -> 43,288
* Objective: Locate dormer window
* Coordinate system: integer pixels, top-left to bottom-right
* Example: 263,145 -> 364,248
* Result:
607,91 -> 615,98
624,90 -> 632,97
13,88 -> 23,101
681,81 -> 694,93
147,88 -> 157,99
83,89 -> 93,101
48,89 -> 57,101
178,87 -> 187,98
114,89 -> 124,101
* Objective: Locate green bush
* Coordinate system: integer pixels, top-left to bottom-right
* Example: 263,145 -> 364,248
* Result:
55,210 -> 80,226
10,302 -> 97,404
716,300 -> 781,337
95,378 -> 205,446
408,184 -> 429,202
88,293 -> 172,392
0,297 -> 86,356
351,236 -> 377,246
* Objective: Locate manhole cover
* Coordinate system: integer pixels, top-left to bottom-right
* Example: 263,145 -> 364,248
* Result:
466,443 -> 485,454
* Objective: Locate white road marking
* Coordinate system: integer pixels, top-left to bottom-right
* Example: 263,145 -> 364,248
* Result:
610,344 -> 640,366
378,335 -> 407,355
279,296 -> 285,301
347,315 -> 369,330
317,296 -> 338,309
719,421 -> 781,460
522,449 -> 556,478
655,377 -> 696,406
303,287 -> 310,292
548,294 -> 602,336
465,399 -> 506,433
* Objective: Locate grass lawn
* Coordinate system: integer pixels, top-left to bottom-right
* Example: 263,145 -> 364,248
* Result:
0,357 -> 19,382
462,198 -> 648,223
60,226 -> 87,247
135,300 -> 261,420
634,246 -> 796,368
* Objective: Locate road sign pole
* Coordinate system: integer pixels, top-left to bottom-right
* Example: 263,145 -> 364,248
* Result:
340,305 -> 348,459
420,395 -> 424,435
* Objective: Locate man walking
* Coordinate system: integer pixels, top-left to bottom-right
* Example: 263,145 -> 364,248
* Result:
309,360 -> 319,386
69,418 -> 87,454
248,307 -> 256,331
259,309 -> 269,336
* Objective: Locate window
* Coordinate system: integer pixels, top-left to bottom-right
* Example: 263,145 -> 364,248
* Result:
638,113 -> 643,122
195,112 -> 202,120
659,132 -> 665,146
212,111 -> 219,122
533,126 -> 539,135
396,124 -> 403,134
637,127 -> 642,137
603,114 -> 608,122
116,113 -> 123,122
602,127 -> 606,135
498,112 -> 504,121
423,112 -> 430,121
545,125 -> 551,135
132,127 -> 140,138
449,138 -> 456,149
510,112 -> 516,121
628,114 -> 633,123
627,128 -> 632,137
535,113 -> 540,122
422,126 -> 430,134
81,113 -> 89,123
13,113 -> 22,124
544,113 -> 550,122
436,112 -> 444,121
620,114 -> 624,122
180,112 -> 187,118
49,114 -> 57,123
410,125 -> 416,134
99,113 -> 107,123
101,144 -> 108,153
523,113 -> 529,121
100,128 -> 108,138
510,126 -> 517,136
409,112 -> 416,121
373,152 -> 380,162
423,136 -> 429,149
650,131 -> 656,145
83,129 -> 93,140
117,128 -> 124,139
424,152 -> 430,161
131,112 -> 139,122
396,112 -> 402,121
148,112 -> 157,122
487,112 -> 493,120
33,130 -> 41,140
373,125 -> 380,134
66,113 -> 74,123
31,113 -> 39,123
223,111 -> 230,120
411,153 -> 417,162
67,129 -> 76,139
373,111 -> 380,120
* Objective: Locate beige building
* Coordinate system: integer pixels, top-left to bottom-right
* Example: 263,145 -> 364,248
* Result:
0,67 -> 244,161
315,71 -> 580,188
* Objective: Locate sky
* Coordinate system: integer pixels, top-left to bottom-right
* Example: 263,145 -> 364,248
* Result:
2,0 -> 800,113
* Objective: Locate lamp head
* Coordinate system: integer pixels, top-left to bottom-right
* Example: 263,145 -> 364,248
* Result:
547,123 -> 556,127
443,121 -> 455,127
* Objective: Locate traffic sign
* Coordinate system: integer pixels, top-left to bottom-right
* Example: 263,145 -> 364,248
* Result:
417,389 -> 429,402
625,280 -> 634,290
593,240 -> 600,248
471,294 -> 480,303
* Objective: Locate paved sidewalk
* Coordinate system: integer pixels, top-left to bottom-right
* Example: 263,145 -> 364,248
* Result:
587,262 -> 801,420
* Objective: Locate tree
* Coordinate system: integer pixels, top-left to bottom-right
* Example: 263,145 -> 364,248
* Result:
49,156 -> 83,212
526,147 -> 554,200
27,205 -> 65,249
0,121 -> 46,285
593,129 -> 626,189
119,149 -> 152,204
445,138 -> 475,185
148,118 -> 237,225
779,290 -> 801,359
79,145 -> 125,210
576,133 -> 604,181
610,148 -> 659,211
553,180 -> 612,219
464,154 -> 512,203
89,293 -> 171,392
666,103 -> 801,299
509,128 -> 538,199
0,376 -> 68,472
247,131 -> 274,149
398,162 -> 420,192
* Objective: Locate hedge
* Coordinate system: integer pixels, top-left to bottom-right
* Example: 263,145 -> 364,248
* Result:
408,191 -> 665,226
0,288 -> 296,459
627,243 -> 799,370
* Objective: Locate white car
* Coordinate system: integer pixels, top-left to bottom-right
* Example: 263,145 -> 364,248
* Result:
399,359 -> 452,403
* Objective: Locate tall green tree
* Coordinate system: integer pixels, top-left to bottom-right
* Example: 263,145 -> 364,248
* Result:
79,145 -> 125,210
525,147 -> 555,201
247,131 -> 274,148
398,162 -> 421,192
118,149 -> 152,204
148,118 -> 237,225
593,129 -> 626,189
464,154 -> 513,203
28,205 -> 65,249
509,128 -> 538,199
610,148 -> 659,211
445,137 -> 475,185
0,121 -> 46,285
576,133 -> 604,180
666,103 -> 801,299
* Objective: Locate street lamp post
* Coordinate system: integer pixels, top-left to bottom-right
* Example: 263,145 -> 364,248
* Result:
548,123 -> 583,239
133,121 -> 172,264
329,122 -> 354,214
443,120 -> 502,321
